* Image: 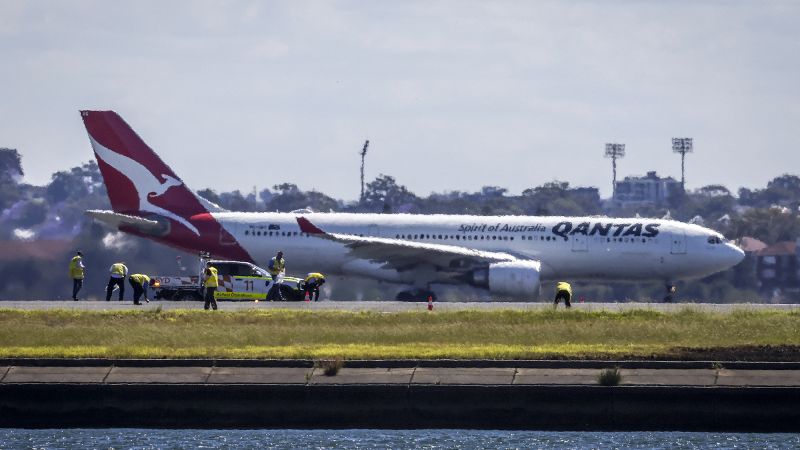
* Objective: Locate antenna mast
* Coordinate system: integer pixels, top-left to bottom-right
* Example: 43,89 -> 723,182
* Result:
359,140 -> 369,204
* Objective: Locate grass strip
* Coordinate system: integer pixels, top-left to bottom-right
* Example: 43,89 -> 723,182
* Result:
0,307 -> 798,360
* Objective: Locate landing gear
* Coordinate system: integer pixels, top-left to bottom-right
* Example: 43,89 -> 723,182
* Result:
396,289 -> 437,302
664,283 -> 677,303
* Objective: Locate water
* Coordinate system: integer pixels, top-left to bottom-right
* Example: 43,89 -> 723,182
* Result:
1,429 -> 798,449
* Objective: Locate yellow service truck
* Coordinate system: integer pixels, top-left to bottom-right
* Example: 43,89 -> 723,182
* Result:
151,256 -> 304,301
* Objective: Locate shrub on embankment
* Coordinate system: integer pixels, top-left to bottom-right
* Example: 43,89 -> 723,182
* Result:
0,307 -> 798,360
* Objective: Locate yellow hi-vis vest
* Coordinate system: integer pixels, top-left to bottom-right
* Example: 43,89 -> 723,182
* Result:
304,272 -> 325,284
268,257 -> 285,276
130,274 -> 150,285
110,263 -> 127,277
204,266 -> 219,288
69,256 -> 84,279
556,281 -> 572,296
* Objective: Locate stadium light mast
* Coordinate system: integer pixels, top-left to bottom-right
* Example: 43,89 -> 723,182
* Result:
604,143 -> 626,199
672,137 -> 693,191
359,140 -> 369,204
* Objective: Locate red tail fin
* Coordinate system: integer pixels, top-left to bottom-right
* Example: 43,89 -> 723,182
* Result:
80,110 -> 209,233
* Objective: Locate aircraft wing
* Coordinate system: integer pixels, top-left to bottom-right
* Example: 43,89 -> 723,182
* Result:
296,217 -> 517,271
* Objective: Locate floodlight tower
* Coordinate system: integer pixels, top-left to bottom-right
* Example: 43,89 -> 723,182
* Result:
604,143 -> 626,199
672,137 -> 693,191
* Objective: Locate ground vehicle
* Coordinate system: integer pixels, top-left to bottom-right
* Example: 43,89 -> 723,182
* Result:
151,255 -> 305,301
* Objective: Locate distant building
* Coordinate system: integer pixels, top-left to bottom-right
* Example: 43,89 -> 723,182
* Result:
755,239 -> 800,298
739,237 -> 767,254
613,171 -> 681,206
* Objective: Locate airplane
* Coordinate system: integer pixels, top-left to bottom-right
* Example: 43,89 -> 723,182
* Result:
80,110 -> 745,301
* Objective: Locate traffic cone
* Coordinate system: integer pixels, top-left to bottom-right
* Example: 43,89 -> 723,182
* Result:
427,296 -> 433,311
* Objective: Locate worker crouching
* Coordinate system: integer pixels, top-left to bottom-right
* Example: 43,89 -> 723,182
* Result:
303,272 -> 326,301
128,274 -> 151,305
554,281 -> 572,308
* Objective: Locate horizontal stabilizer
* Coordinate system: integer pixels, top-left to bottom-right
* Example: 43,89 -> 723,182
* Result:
85,209 -> 165,233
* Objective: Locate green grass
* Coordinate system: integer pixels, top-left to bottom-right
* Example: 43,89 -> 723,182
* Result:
0,308 -> 798,360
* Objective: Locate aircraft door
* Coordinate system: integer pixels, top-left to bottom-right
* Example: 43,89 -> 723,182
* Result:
670,231 -> 687,254
571,234 -> 588,252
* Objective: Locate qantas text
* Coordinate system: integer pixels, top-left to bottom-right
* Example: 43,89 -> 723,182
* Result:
551,221 -> 660,240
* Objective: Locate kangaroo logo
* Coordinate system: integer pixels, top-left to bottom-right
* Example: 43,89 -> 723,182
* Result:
90,136 -> 200,235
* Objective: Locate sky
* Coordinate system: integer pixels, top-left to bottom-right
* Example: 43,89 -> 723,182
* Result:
1,1 -> 798,201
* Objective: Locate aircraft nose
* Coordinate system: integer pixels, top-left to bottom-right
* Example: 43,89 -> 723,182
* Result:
726,242 -> 746,266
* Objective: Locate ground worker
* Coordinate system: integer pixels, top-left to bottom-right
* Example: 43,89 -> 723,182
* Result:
266,250 -> 286,301
302,272 -> 326,301
554,281 -> 572,308
69,251 -> 84,301
128,273 -> 151,305
204,265 -> 219,310
106,262 -> 128,301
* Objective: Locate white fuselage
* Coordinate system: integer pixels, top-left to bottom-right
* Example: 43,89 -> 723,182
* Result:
213,212 -> 744,286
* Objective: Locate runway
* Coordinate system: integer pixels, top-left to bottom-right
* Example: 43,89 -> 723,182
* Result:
1,300 -> 798,312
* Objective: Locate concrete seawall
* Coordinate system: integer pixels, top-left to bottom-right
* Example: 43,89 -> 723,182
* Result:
2,383 -> 799,431
2,363 -> 800,431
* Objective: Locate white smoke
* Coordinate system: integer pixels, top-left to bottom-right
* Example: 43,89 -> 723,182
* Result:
102,231 -> 136,251
12,228 -> 35,241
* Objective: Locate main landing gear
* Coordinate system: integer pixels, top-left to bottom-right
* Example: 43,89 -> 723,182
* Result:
396,288 -> 438,302
664,283 -> 677,303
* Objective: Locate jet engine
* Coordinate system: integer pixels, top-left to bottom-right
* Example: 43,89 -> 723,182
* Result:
470,260 -> 541,299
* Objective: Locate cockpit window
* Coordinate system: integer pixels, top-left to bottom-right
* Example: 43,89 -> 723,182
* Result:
707,236 -> 723,244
